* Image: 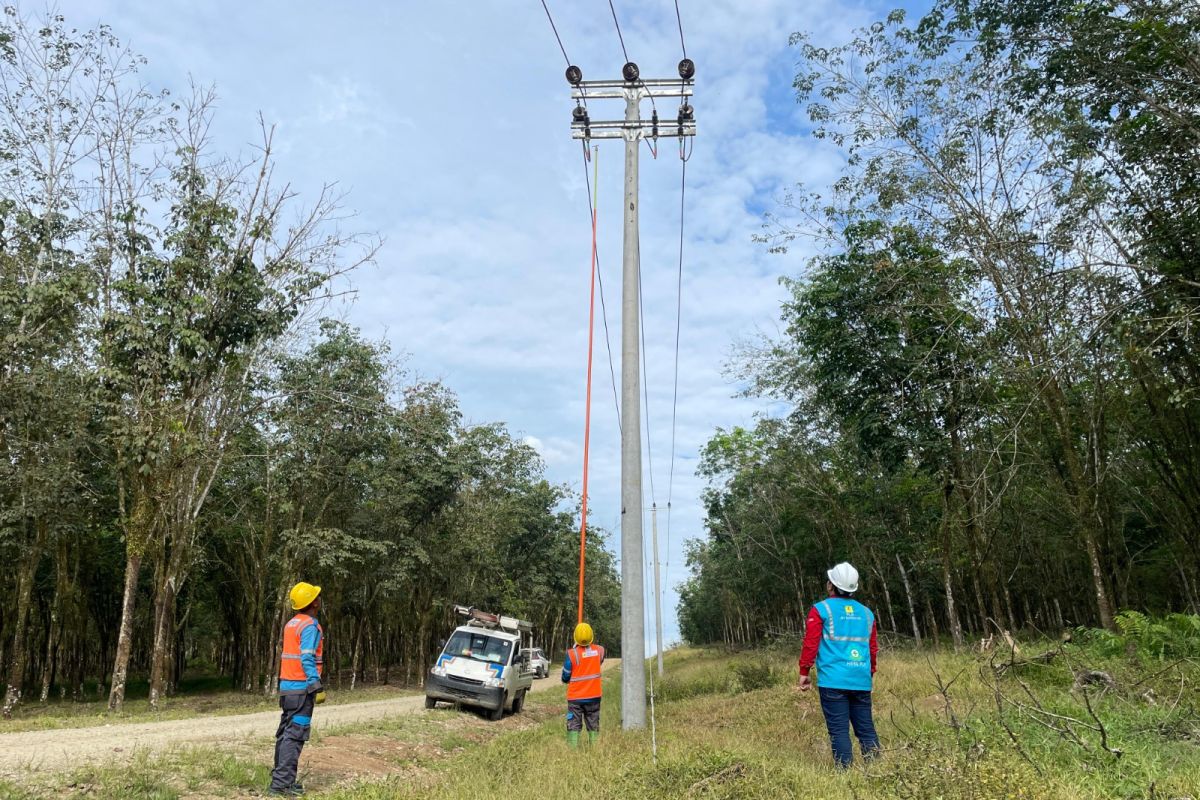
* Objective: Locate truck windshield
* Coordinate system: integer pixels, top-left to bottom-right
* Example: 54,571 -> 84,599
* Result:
443,631 -> 512,664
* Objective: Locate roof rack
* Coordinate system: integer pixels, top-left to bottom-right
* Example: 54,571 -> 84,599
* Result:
453,605 -> 533,635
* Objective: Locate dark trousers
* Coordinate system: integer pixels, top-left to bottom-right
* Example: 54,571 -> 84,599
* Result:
271,692 -> 315,790
566,699 -> 600,732
818,687 -> 879,768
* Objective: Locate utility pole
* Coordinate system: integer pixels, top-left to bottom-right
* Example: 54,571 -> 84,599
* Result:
567,59 -> 695,730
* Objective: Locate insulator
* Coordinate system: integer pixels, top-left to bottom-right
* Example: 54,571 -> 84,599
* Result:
622,61 -> 640,82
566,65 -> 583,85
678,103 -> 694,121
572,105 -> 589,123
678,58 -> 695,80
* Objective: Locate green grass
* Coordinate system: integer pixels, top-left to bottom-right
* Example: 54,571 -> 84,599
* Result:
4,644 -> 1197,799
325,645 -> 1200,800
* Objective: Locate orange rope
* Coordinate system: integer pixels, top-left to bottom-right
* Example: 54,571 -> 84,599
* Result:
577,146 -> 599,624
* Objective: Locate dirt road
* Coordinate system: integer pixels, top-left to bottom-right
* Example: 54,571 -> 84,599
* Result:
0,661 -> 618,775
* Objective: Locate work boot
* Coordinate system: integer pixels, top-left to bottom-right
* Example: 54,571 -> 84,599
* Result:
566,731 -> 580,748
588,730 -> 600,746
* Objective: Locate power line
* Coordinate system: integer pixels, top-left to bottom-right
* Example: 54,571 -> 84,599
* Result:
538,0 -> 571,66
604,0 -> 659,152
606,0 -> 630,63
674,0 -> 688,59
581,148 -> 622,433
539,1 -> 616,430
665,153 -> 688,589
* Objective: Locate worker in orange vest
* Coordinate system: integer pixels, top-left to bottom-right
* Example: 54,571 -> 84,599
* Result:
269,582 -> 326,796
561,621 -> 604,746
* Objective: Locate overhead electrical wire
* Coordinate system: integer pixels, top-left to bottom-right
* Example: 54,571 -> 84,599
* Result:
539,0 -> 571,66
606,0 -> 631,63
539,0 -> 624,626
674,0 -> 688,58
605,0 -> 659,159
664,0 -> 691,645
582,154 -> 623,433
665,152 -> 688,595
577,146 -> 600,624
537,0 -> 621,431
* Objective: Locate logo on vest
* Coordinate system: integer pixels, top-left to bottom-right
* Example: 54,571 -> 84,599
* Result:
849,648 -> 862,660
844,605 -> 855,615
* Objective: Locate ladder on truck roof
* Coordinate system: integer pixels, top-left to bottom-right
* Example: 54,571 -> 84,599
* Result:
453,605 -> 533,635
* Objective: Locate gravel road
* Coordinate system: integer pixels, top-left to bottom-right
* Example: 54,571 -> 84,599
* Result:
0,661 -> 617,775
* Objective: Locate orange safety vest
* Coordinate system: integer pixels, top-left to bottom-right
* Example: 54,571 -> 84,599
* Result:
279,613 -> 324,683
566,644 -> 604,701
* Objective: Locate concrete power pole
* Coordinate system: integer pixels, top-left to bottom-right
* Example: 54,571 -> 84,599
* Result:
568,60 -> 695,730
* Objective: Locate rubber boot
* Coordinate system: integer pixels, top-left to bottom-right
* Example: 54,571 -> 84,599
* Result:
566,731 -> 580,748
588,730 -> 599,746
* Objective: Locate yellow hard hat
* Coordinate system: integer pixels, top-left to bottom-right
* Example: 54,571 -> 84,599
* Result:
573,622 -> 594,646
289,582 -> 321,610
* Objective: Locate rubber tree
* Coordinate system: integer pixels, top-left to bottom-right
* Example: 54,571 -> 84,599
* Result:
97,90 -> 376,709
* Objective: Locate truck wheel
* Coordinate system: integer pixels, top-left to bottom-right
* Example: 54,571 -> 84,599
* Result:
512,689 -> 526,714
489,703 -> 504,721
424,696 -> 437,709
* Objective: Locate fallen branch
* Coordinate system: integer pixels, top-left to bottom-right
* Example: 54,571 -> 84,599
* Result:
685,762 -> 746,797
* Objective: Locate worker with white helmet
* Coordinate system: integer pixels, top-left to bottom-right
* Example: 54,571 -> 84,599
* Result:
561,621 -> 605,747
797,562 -> 880,768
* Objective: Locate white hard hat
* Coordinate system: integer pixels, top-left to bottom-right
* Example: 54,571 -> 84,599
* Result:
827,562 -> 859,594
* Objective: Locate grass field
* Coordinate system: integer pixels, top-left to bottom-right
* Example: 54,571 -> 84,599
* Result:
324,643 -> 1199,800
2,640 -> 1197,799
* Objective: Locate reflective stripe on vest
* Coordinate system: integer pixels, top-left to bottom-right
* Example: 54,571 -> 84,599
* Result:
814,599 -> 873,691
280,613 -> 324,683
566,645 -> 604,701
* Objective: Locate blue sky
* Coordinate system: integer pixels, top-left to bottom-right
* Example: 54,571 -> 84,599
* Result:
59,0 -> 924,647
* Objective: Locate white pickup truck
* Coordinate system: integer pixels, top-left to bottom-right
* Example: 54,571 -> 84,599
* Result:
424,606 -> 535,721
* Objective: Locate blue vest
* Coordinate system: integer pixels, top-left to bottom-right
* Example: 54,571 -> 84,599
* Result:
813,598 -> 874,691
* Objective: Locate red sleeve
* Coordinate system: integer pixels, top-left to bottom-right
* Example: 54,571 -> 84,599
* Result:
798,606 -> 823,676
870,620 -> 878,674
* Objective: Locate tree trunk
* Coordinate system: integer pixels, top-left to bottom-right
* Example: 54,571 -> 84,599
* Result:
872,555 -> 898,634
940,485 -> 964,650
897,554 -> 922,648
148,572 -> 176,709
39,539 -> 70,703
3,526 -> 44,717
107,551 -> 143,712
350,615 -> 364,691
1082,521 -> 1115,630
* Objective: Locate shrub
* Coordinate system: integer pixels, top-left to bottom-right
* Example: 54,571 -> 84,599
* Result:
729,660 -> 780,693
1075,611 -> 1200,660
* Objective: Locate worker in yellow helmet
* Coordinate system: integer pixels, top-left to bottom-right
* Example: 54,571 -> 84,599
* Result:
561,621 -> 604,747
269,582 -> 326,796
